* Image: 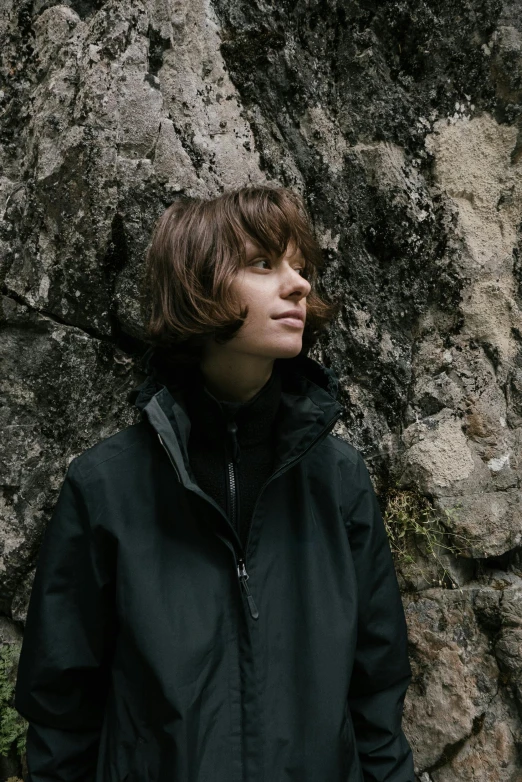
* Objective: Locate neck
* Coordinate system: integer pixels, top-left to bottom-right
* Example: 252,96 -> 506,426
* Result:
199,346 -> 274,403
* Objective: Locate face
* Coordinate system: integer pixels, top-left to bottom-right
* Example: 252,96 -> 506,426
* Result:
225,237 -> 312,360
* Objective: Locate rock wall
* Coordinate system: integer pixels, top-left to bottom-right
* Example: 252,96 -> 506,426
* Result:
2,0 -> 522,779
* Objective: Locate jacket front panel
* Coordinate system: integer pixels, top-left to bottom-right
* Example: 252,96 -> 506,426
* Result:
91,438 -> 243,782
240,443 -> 361,782
15,354 -> 415,782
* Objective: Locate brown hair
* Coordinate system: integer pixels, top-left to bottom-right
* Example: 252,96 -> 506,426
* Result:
139,184 -> 340,365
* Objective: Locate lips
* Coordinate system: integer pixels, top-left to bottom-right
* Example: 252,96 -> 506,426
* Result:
273,310 -> 304,321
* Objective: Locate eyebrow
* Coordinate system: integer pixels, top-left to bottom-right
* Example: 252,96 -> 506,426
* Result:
246,244 -> 307,262
245,242 -> 266,258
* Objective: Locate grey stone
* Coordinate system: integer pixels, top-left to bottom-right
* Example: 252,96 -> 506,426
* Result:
3,0 -> 522,777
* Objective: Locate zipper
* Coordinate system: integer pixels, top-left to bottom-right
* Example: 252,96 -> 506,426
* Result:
237,557 -> 259,619
226,420 -> 259,621
227,461 -> 238,529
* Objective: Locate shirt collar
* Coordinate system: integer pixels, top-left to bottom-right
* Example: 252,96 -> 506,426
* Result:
181,363 -> 283,447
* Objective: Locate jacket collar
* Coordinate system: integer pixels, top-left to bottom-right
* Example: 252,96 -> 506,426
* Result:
128,347 -> 343,495
182,362 -> 283,448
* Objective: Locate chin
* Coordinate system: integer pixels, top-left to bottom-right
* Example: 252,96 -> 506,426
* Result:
267,340 -> 303,359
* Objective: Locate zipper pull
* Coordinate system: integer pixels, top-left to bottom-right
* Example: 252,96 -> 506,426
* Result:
226,420 -> 241,464
237,558 -> 259,619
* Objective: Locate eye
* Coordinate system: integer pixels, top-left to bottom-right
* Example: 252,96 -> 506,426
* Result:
249,258 -> 271,270
248,258 -> 308,276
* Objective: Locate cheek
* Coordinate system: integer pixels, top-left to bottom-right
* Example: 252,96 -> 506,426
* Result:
234,281 -> 269,320
230,274 -> 278,330
242,294 -> 266,327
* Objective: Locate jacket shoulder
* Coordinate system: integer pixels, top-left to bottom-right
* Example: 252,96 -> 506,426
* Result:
321,432 -> 361,467
71,420 -> 152,479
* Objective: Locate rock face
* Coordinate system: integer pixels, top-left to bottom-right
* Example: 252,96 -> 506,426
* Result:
2,0 -> 522,778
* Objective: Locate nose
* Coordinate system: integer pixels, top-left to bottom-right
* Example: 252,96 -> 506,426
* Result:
283,266 -> 311,301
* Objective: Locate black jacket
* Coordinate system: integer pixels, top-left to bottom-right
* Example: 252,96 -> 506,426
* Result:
15,352 -> 415,782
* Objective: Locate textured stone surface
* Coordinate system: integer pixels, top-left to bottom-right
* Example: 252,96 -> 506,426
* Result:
0,294 -> 137,616
2,0 -> 522,778
403,577 -> 522,780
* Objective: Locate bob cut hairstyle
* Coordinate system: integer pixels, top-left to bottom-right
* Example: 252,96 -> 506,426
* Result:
139,184 -> 340,366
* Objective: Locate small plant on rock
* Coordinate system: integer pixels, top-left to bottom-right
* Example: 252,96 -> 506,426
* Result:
382,486 -> 468,589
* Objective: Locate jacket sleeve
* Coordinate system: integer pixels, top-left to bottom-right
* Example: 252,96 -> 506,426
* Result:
343,451 -> 415,782
14,458 -> 116,782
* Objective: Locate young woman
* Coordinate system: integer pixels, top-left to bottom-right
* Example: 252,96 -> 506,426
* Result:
15,185 -> 415,781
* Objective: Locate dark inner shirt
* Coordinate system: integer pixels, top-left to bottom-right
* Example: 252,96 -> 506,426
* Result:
181,364 -> 283,549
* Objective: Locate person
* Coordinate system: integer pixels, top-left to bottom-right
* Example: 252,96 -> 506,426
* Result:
15,185 -> 415,781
